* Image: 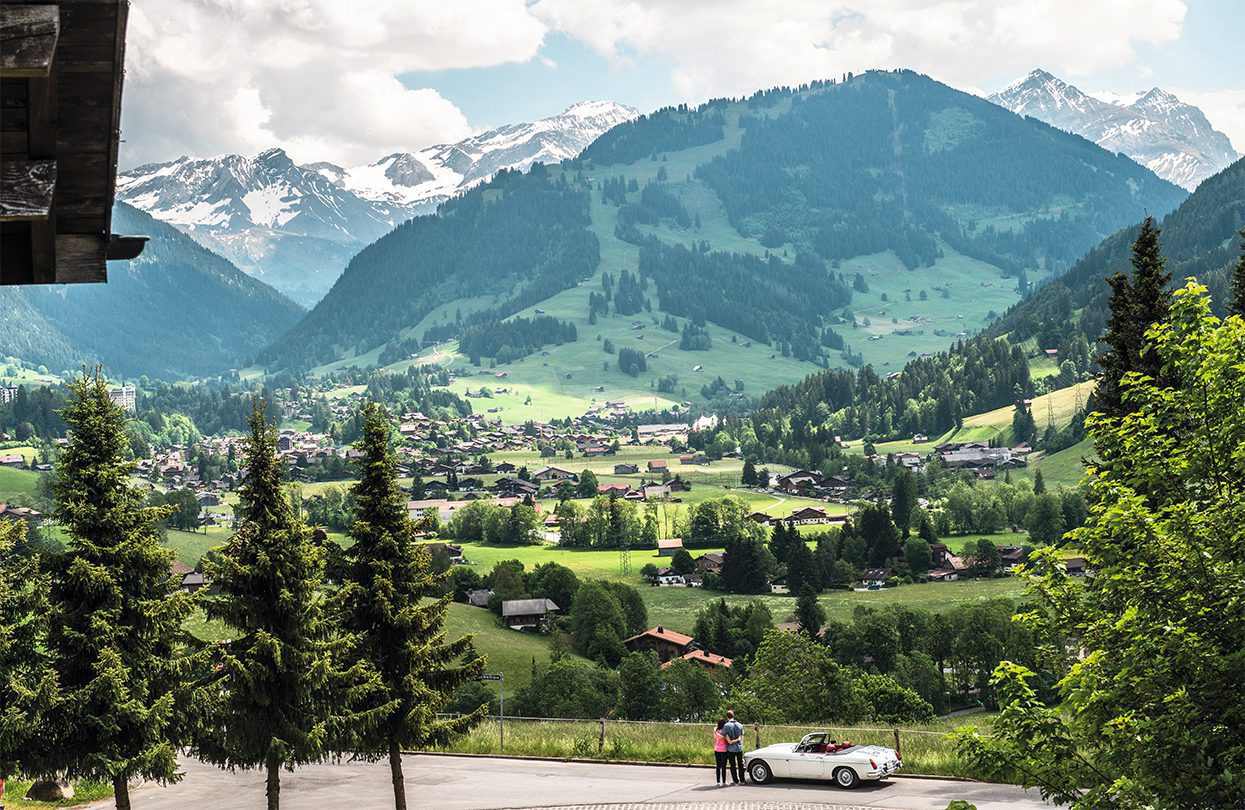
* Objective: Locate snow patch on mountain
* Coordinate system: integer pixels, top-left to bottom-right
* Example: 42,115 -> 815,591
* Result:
990,69 -> 1238,190
117,101 -> 639,305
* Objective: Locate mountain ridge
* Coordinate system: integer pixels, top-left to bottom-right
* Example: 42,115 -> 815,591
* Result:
988,68 -> 1238,190
117,102 -> 640,304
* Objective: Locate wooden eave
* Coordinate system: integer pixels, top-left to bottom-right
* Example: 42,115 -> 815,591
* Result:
0,0 -> 144,286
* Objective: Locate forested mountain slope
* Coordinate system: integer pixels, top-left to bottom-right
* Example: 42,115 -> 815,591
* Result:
990,155 -> 1245,352
260,71 -> 1186,412
1,204 -> 305,380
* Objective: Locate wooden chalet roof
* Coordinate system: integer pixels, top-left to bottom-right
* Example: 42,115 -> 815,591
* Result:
623,625 -> 694,648
1,0 -> 145,285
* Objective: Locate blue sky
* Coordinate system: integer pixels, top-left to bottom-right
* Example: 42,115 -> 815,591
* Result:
121,0 -> 1245,167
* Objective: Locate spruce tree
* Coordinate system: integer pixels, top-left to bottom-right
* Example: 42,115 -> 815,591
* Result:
337,403 -> 484,810
1097,217 -> 1172,421
891,469 -> 917,536
0,519 -> 59,780
196,400 -> 375,810
1230,229 -> 1245,318
794,585 -> 826,638
41,371 -> 194,809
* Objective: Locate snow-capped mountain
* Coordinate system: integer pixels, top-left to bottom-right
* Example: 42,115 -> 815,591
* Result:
117,101 -> 639,305
989,69 -> 1238,190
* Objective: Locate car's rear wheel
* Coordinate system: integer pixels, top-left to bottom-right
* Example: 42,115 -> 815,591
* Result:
833,767 -> 859,789
748,760 -> 772,784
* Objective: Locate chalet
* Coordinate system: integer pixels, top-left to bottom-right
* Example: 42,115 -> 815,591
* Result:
747,511 -> 774,526
998,545 -> 1029,571
928,542 -> 953,567
641,484 -> 671,500
495,477 -> 539,498
195,492 -> 222,507
651,568 -> 686,587
597,483 -> 630,497
787,506 -> 832,525
667,477 -> 692,492
494,461 -> 518,474
464,588 -> 493,608
418,542 -> 465,564
169,560 -> 209,593
695,551 -> 725,575
1064,557 -> 1089,576
770,577 -> 789,595
656,538 -> 684,557
581,445 -> 607,457
533,466 -> 577,483
1,0 -> 148,285
0,454 -> 25,468
622,626 -> 695,662
501,598 -> 559,630
860,568 -> 894,587
927,568 -> 959,582
647,459 -> 669,473
0,503 -> 39,523
614,463 -> 639,475
636,424 -> 687,443
663,649 -> 732,671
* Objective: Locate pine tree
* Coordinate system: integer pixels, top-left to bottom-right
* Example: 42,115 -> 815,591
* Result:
40,371 -> 194,810
1230,229 -> 1245,318
196,400 -> 372,810
891,469 -> 917,536
337,403 -> 485,810
0,519 -> 59,779
1098,217 -> 1172,421
1032,469 -> 1046,495
794,585 -> 826,638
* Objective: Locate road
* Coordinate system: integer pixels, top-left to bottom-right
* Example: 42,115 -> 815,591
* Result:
86,753 -> 1051,810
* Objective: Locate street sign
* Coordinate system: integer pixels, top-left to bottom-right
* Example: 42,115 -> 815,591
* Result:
479,673 -> 503,681
479,673 -> 505,750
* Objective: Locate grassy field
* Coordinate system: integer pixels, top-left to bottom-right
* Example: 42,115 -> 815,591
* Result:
0,465 -> 39,500
437,715 -> 986,778
1,779 -> 112,809
443,602 -> 572,690
641,576 -> 1026,634
1021,438 -> 1094,489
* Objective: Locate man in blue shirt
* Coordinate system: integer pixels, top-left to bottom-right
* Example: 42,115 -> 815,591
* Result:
723,710 -> 745,783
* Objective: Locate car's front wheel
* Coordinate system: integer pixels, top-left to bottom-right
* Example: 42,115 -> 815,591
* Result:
833,767 -> 859,789
748,760 -> 772,784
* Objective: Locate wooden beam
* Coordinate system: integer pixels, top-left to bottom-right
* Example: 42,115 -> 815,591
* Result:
0,5 -> 59,79
55,232 -> 106,283
0,159 -> 56,220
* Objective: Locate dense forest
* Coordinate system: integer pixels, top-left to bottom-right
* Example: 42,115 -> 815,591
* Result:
458,315 -> 578,364
638,239 -> 852,363
695,71 -> 1187,275
579,105 -> 726,165
990,155 -> 1245,349
0,204 -> 304,379
262,165 -> 599,371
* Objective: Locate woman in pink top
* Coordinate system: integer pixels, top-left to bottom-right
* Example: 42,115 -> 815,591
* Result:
713,719 -> 728,785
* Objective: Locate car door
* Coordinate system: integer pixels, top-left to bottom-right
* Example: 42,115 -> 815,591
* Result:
785,741 -> 827,780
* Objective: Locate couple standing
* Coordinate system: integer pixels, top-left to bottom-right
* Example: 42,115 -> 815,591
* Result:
713,710 -> 746,785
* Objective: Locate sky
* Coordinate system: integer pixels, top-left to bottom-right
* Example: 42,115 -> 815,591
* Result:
119,0 -> 1245,169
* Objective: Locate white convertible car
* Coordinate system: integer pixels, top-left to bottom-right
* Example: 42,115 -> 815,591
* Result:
743,732 -> 902,789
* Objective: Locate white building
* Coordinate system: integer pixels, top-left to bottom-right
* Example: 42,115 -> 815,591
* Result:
0,386 -> 17,405
108,385 -> 136,412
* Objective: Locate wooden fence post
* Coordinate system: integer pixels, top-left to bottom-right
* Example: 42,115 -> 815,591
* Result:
754,722 -> 761,750
599,718 -> 606,753
893,728 -> 902,759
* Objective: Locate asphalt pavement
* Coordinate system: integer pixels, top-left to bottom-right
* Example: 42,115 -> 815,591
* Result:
82,753 -> 1052,810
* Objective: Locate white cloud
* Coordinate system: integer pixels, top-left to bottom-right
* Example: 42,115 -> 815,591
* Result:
531,0 -> 1188,105
120,0 -> 547,167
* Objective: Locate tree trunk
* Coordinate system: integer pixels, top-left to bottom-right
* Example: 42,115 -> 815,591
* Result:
389,739 -> 407,810
266,751 -> 281,810
113,774 -> 131,810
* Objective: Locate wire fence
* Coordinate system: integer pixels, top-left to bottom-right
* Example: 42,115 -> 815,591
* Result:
429,714 -> 985,778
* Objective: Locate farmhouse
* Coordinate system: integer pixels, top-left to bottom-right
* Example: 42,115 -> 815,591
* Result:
418,542 -> 465,564
464,588 -> 493,608
501,598 -> 560,630
663,649 -> 732,671
0,455 -> 26,468
623,626 -> 695,662
533,466 -> 577,482
647,459 -> 669,473
597,483 -> 631,497
614,463 -> 639,475
656,538 -> 685,557
695,551 -> 725,575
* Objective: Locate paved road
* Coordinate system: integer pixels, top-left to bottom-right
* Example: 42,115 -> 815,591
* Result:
86,754 -> 1051,810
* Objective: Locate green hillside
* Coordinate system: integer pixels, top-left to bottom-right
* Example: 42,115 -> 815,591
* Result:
260,70 -> 1184,417
1,203 -> 305,380
992,155 -> 1245,354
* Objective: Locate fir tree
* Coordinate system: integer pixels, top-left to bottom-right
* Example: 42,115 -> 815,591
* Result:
1230,229 -> 1245,318
794,585 -> 826,638
891,469 -> 917,536
1032,469 -> 1046,495
337,403 -> 485,810
196,400 -> 375,810
40,370 -> 194,810
1097,217 -> 1172,421
740,458 -> 758,486
0,519 -> 59,779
